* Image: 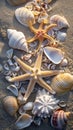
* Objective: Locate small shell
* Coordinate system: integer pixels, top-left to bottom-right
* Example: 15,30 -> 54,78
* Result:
15,113 -> 33,129
4,63 -> 9,71
23,102 -> 34,111
44,47 -> 64,64
6,49 -> 13,59
51,73 -> 73,93
15,7 -> 35,27
7,59 -> 14,66
6,0 -> 28,6
7,84 -> 18,97
50,15 -> 69,30
7,29 -> 28,52
2,96 -> 18,116
56,31 -> 67,42
61,58 -> 68,67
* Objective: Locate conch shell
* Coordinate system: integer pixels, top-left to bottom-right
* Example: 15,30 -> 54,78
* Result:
15,7 -> 35,27
51,73 -> 73,93
51,110 -> 71,129
7,29 -> 28,52
2,96 -> 18,116
6,0 -> 28,6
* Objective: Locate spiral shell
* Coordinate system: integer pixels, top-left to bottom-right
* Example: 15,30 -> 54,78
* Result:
51,110 -> 70,129
2,96 -> 18,116
51,73 -> 73,93
15,7 -> 35,27
7,29 -> 28,52
6,0 -> 28,6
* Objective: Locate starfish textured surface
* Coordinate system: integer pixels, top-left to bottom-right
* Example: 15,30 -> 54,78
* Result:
7,50 -> 63,103
27,21 -> 57,51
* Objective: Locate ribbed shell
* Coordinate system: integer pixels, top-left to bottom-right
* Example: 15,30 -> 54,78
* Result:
15,7 -> 35,27
6,0 -> 28,6
51,73 -> 73,93
2,96 -> 18,116
7,29 -> 28,52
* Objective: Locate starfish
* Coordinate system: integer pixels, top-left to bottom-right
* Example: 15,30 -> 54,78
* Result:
7,50 -> 63,103
27,21 -> 57,52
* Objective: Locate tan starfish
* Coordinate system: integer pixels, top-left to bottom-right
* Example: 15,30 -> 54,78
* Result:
27,21 -> 57,52
7,50 -> 63,103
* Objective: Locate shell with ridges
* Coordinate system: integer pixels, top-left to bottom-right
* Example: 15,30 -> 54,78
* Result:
15,7 -> 35,27
7,29 -> 28,52
51,73 -> 73,93
6,0 -> 28,6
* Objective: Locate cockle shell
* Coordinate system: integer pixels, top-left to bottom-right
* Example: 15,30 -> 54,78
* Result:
44,47 -> 64,64
7,29 -> 28,52
51,110 -> 71,129
15,113 -> 33,129
7,84 -> 18,97
6,0 -> 28,6
50,15 -> 69,30
15,7 -> 35,27
51,73 -> 73,93
2,96 -> 18,116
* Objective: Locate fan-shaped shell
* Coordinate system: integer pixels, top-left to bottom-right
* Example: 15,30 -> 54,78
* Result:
2,96 -> 18,116
7,29 -> 28,52
6,0 -> 28,6
51,73 -> 73,93
15,7 -> 35,27
44,47 -> 64,64
50,15 -> 69,30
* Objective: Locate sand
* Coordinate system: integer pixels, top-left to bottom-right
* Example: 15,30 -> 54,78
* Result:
0,0 -> 73,130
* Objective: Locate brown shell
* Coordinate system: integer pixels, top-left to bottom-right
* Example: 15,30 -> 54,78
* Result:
6,0 -> 28,6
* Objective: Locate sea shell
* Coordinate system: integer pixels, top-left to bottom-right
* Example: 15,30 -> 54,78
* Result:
51,110 -> 71,129
4,63 -> 9,71
6,49 -> 13,59
2,96 -> 18,116
56,31 -> 67,42
15,113 -> 33,129
50,15 -> 69,30
32,89 -> 59,118
6,0 -> 28,6
15,7 -> 35,27
38,12 -> 49,24
51,73 -> 73,93
44,47 -> 64,64
7,29 -> 28,52
23,102 -> 34,111
60,58 -> 68,67
7,84 -> 18,97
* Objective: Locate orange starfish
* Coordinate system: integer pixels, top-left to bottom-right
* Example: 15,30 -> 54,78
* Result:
6,50 -> 63,103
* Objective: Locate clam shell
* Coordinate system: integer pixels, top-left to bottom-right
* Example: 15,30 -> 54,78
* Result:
51,73 -> 73,93
15,7 -> 35,27
23,102 -> 33,111
7,29 -> 28,52
56,31 -> 67,42
6,0 -> 28,6
44,47 -> 64,64
2,96 -> 18,116
7,84 -> 18,97
15,113 -> 33,129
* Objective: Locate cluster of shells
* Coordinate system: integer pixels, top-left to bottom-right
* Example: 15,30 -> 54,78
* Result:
2,0 -> 73,129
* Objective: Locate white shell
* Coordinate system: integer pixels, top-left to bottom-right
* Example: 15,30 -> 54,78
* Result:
56,31 -> 67,42
61,58 -> 68,67
50,15 -> 69,30
44,47 -> 64,64
7,29 -> 28,52
6,49 -> 13,59
7,84 -> 18,97
23,102 -> 33,111
15,7 -> 35,27
15,113 -> 33,129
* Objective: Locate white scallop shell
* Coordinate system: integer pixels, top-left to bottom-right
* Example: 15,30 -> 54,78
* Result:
50,15 -> 69,30
7,29 -> 28,52
15,7 -> 35,27
44,47 -> 64,64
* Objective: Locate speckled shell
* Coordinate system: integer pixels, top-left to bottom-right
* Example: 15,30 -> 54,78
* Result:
2,96 -> 18,116
51,110 -> 70,129
15,7 -> 35,27
51,73 -> 73,93
7,29 -> 28,52
6,0 -> 28,6
50,15 -> 69,30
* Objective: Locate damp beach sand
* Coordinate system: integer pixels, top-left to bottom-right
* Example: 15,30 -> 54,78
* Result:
0,0 -> 73,130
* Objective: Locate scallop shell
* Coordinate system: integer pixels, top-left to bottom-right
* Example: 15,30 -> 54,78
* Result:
51,73 -> 73,93
7,84 -> 18,97
51,110 -> 71,129
15,113 -> 33,129
6,0 -> 28,6
50,15 -> 69,30
2,96 -> 18,116
44,47 -> 64,64
15,7 -> 35,27
7,29 -> 28,52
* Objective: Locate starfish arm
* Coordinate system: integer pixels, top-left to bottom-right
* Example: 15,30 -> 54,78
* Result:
6,73 -> 33,82
28,21 -> 37,34
44,33 -> 55,43
23,78 -> 36,102
39,22 -> 44,29
27,35 -> 37,44
37,77 -> 55,94
45,24 -> 57,33
13,56 -> 33,72
39,70 -> 64,77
